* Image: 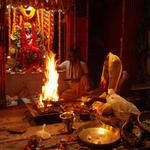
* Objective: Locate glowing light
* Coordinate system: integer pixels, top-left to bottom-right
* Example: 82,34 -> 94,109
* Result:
7,55 -> 11,59
97,128 -> 107,135
81,102 -> 85,106
39,51 -> 59,107
26,6 -> 33,11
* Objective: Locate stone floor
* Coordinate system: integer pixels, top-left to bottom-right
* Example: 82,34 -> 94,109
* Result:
0,104 -> 94,150
0,99 -> 150,150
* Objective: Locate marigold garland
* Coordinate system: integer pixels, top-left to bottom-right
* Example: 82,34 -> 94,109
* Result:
58,9 -> 61,61
20,5 -> 36,20
41,9 -> 44,37
8,4 -> 11,56
12,7 -> 16,32
50,10 -> 54,50
36,9 -> 40,28
20,15 -> 23,25
48,10 -> 51,51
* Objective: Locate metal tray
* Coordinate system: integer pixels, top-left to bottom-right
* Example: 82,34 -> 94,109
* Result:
78,125 -> 120,148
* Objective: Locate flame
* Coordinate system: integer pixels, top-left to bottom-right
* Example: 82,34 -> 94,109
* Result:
39,51 -> 59,107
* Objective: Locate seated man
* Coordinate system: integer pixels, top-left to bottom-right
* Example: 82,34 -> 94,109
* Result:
90,52 -> 141,127
57,48 -> 91,99
99,52 -> 123,98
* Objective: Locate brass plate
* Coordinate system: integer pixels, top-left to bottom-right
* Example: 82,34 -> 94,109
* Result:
78,126 -> 120,147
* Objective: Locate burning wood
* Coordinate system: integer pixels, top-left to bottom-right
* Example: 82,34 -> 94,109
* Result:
37,51 -> 59,110
31,51 -> 90,116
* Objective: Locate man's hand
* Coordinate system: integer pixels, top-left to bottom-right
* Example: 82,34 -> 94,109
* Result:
100,79 -> 107,90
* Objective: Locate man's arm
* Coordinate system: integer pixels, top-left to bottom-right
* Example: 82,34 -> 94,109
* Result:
57,60 -> 69,70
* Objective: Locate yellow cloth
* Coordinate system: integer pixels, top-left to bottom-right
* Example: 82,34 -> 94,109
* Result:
100,52 -> 122,93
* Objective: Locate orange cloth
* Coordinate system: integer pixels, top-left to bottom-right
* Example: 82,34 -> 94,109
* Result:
100,52 -> 122,98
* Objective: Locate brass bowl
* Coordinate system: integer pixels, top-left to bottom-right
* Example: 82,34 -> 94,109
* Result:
59,111 -> 75,133
138,111 -> 150,134
59,111 -> 74,120
78,124 -> 120,148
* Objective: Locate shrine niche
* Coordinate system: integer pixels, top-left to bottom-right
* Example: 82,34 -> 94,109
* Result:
10,22 -> 45,68
7,5 -> 53,71
4,0 -> 75,102
0,0 -> 89,108
6,0 -> 72,72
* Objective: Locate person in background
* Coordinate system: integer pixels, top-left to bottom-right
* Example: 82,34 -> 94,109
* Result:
57,48 -> 91,99
99,52 -> 122,99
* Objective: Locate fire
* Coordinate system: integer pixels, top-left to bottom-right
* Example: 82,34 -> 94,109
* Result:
39,51 -> 59,107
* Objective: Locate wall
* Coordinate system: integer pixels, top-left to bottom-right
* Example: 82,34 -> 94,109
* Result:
88,0 -> 144,87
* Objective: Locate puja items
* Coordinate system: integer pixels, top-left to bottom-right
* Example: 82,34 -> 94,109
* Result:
59,111 -> 75,133
24,135 -> 44,150
138,111 -> 150,134
77,122 -> 120,148
121,113 -> 143,146
34,98 -> 61,114
36,124 -> 51,140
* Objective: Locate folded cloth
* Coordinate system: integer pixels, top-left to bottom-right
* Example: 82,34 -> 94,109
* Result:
105,89 -> 140,121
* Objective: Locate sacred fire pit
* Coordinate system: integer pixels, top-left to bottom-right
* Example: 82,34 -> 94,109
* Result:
26,99 -> 91,124
25,51 -> 90,124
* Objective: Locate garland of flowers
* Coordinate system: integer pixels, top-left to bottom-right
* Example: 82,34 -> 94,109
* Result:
10,23 -> 44,59
41,9 -> 44,37
20,5 -> 36,20
36,9 -> 40,28
20,15 -> 23,25
8,4 -> 11,56
12,7 -> 16,32
48,10 -> 51,51
16,23 -> 44,66
50,10 -> 54,50
20,24 -> 27,47
58,9 -> 61,61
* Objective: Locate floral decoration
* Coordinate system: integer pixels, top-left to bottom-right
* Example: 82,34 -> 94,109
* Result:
10,23 -> 45,68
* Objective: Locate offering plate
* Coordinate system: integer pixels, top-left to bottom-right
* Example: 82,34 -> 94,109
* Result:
78,123 -> 120,148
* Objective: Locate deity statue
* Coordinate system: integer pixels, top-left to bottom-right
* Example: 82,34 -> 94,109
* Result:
25,27 -> 33,45
10,22 -> 45,70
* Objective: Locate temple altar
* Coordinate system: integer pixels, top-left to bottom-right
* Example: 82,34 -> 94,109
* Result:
6,71 -> 67,98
